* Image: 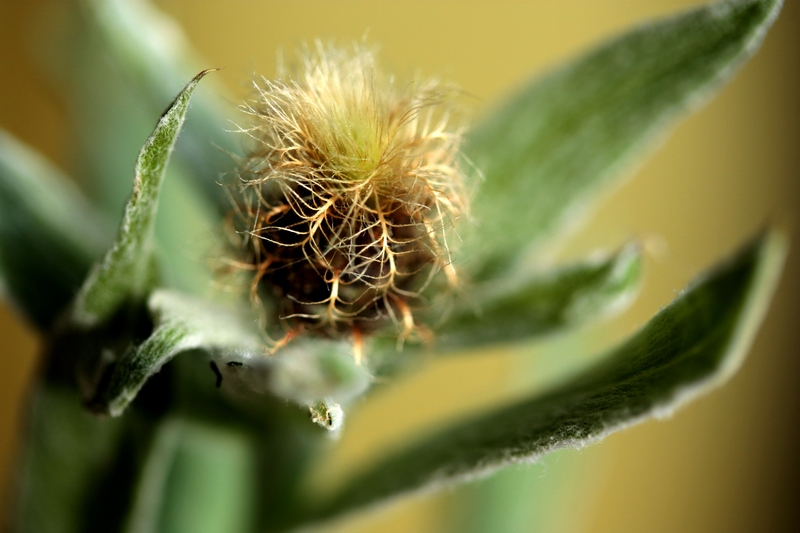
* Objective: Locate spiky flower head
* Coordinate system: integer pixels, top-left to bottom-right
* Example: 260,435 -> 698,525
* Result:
231,42 -> 468,343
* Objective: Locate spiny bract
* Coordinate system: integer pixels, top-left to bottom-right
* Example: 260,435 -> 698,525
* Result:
230,42 -> 469,346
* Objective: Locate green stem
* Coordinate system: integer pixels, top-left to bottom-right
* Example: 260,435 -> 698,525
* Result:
124,419 -> 258,533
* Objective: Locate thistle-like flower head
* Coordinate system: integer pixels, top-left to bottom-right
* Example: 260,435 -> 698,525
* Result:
232,42 -> 468,341
1,1 -> 786,530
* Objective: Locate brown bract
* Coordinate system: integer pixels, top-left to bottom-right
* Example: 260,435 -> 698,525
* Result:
229,42 -> 468,344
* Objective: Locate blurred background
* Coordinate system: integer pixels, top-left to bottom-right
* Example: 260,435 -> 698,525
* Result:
1,1 -> 798,531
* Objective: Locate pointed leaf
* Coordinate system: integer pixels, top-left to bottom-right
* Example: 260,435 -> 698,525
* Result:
0,130 -> 109,329
78,0 -> 238,210
43,8 -> 236,300
436,243 -> 641,351
43,1 -> 226,285
465,0 -> 782,278
70,70 -> 213,328
307,230 -> 785,523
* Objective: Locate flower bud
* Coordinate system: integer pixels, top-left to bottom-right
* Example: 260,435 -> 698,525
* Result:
230,42 -> 468,343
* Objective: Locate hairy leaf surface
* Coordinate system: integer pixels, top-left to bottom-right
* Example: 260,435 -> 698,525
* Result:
465,0 -> 782,278
437,244 -> 641,351
309,230 -> 785,522
71,71 -> 212,328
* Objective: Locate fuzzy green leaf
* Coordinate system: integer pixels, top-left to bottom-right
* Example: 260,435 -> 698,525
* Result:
0,130 -> 110,329
42,0 -> 225,295
87,290 -> 369,417
78,0 -> 238,211
436,243 -> 641,351
92,289 -> 262,416
70,71 -> 213,328
307,230 -> 785,523
465,0 -> 782,278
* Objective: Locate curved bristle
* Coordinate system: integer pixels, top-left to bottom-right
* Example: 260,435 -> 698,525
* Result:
230,42 -> 468,340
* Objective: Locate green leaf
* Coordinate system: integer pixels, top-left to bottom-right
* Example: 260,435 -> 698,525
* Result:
0,130 -> 110,329
123,419 -> 258,533
41,3 -> 231,294
78,0 -> 238,211
70,70 -> 213,328
87,289 -> 369,417
13,384 -> 129,533
306,230 -> 786,524
464,0 -> 782,279
43,1 -> 235,298
436,243 -> 641,351
39,14 -> 226,298
89,289 -> 262,416
448,450 -> 581,533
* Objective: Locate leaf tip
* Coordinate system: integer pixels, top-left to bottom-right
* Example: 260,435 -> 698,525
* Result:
719,226 -> 788,377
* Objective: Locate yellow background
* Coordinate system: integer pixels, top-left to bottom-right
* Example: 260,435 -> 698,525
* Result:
1,1 -> 799,531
